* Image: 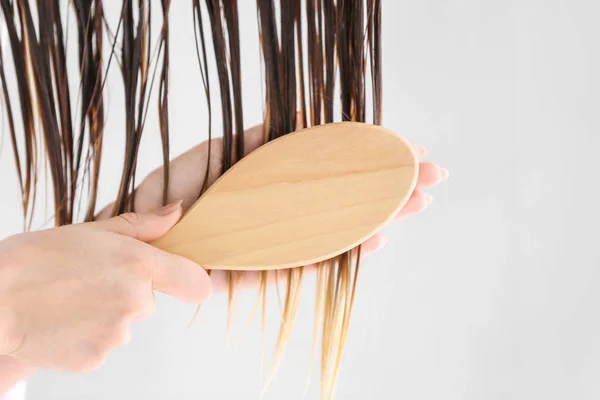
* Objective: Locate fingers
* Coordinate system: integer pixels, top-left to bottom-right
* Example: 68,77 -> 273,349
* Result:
185,117 -> 308,185
360,232 -> 389,256
241,123 -> 266,158
93,123 -> 267,219
95,202 -> 114,220
413,143 -> 427,158
411,142 -> 449,189
392,158 -> 448,220
173,123 -> 266,190
95,202 -> 213,304
93,200 -> 213,304
151,250 -> 213,304
394,189 -> 432,220
416,162 -> 449,189
93,201 -> 183,242
232,113 -> 303,162
65,317 -> 132,372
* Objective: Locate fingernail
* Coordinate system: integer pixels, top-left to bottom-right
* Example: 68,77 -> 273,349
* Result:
154,200 -> 183,216
425,194 -> 433,204
417,145 -> 427,157
440,168 -> 449,180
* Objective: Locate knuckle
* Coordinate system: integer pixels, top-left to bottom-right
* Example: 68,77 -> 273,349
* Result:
123,290 -> 155,319
114,248 -> 151,277
119,212 -> 139,224
104,321 -> 131,347
115,326 -> 132,347
75,346 -> 107,372
137,296 -> 156,319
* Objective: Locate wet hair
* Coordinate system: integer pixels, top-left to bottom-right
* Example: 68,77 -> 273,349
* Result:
0,1 -> 381,398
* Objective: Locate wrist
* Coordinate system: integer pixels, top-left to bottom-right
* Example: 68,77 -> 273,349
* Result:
0,237 -> 20,357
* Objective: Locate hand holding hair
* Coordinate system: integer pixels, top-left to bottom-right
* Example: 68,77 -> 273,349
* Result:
0,202 -> 212,372
97,122 -> 449,291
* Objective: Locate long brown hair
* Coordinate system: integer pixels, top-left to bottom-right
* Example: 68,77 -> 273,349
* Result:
0,1 -> 382,398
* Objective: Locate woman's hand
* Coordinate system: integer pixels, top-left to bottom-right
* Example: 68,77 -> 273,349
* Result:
97,123 -> 449,292
0,203 -> 212,372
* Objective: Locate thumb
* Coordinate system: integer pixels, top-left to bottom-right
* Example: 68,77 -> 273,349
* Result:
93,200 -> 183,242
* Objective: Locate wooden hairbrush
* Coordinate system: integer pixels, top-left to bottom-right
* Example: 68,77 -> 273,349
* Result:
151,121 -> 418,271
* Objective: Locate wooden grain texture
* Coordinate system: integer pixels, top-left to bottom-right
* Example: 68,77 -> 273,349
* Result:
151,122 -> 418,270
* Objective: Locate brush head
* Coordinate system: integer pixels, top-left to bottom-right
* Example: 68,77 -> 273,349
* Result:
151,122 -> 418,270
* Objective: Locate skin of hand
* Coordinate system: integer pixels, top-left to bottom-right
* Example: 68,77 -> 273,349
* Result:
97,122 -> 449,291
0,123 -> 448,394
0,202 -> 212,377
0,125 -> 448,394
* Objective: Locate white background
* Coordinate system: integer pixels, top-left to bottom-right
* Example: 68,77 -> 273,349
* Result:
2,0 -> 600,399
